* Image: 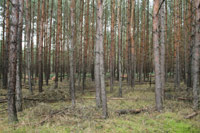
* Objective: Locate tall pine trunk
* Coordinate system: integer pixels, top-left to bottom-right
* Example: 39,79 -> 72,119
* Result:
16,0 -> 24,112
54,0 -> 62,89
8,0 -> 19,122
38,0 -> 45,92
96,0 -> 108,118
153,0 -> 163,111
26,0 -> 33,94
192,0 -> 200,110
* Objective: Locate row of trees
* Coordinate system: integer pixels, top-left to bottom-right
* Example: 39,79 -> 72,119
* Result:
0,0 -> 199,122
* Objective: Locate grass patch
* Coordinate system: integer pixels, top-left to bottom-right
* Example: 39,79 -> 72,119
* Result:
0,79 -> 200,132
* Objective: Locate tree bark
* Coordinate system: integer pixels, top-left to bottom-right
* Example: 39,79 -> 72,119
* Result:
16,0 -> 24,112
3,0 -> 10,89
160,0 -> 165,101
110,0 -> 115,92
54,0 -> 62,89
8,0 -> 19,122
192,0 -> 200,110
82,0 -> 90,92
96,0 -> 108,118
36,0 -> 41,78
48,0 -> 54,85
153,0 -> 163,111
1,0 -> 6,86
70,0 -> 76,106
38,0 -> 45,92
26,0 -> 33,94
130,0 -> 135,88
118,0 -> 122,97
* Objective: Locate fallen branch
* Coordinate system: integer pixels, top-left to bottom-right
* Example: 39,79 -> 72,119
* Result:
184,112 -> 198,119
116,108 -> 147,116
0,98 -> 69,104
82,97 -> 138,101
39,107 -> 69,125
177,97 -> 192,101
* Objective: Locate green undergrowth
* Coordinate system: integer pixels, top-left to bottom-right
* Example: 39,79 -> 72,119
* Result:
0,79 -> 200,133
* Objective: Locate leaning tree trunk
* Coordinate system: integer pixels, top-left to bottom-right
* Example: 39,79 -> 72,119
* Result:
8,0 -> 19,122
153,0 -> 163,111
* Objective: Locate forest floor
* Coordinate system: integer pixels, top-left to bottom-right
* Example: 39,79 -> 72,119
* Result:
0,78 -> 200,133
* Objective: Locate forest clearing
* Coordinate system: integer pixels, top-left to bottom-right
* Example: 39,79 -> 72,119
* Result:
0,0 -> 200,132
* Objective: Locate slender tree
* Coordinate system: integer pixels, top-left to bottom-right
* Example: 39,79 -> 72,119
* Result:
110,0 -> 115,92
3,0 -> 10,89
8,0 -> 19,122
16,0 -> 24,112
82,0 -> 90,92
48,0 -> 54,85
54,0 -> 62,89
70,0 -> 76,106
36,0 -> 41,78
1,0 -> 6,85
118,0 -> 122,97
130,0 -> 135,87
153,0 -> 162,111
38,0 -> 45,92
26,0 -> 33,94
160,0 -> 165,101
96,0 -> 108,118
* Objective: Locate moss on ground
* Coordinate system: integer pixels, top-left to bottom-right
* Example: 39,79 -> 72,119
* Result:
0,79 -> 200,133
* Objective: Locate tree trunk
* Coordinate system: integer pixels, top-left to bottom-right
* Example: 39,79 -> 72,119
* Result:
38,0 -> 45,92
91,0 -> 95,81
96,0 -> 108,118
82,0 -> 90,92
30,0 -> 35,81
36,0 -> 40,78
16,0 -> 24,112
48,0 -> 54,85
26,0 -> 33,94
8,0 -> 19,122
70,0 -> 76,106
110,0 -> 115,92
118,0 -> 122,97
160,0 -> 165,101
192,0 -> 200,110
54,0 -> 62,89
130,0 -> 135,88
3,0 -> 10,89
153,0 -> 163,111
174,0 -> 180,89
1,0 -> 5,87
